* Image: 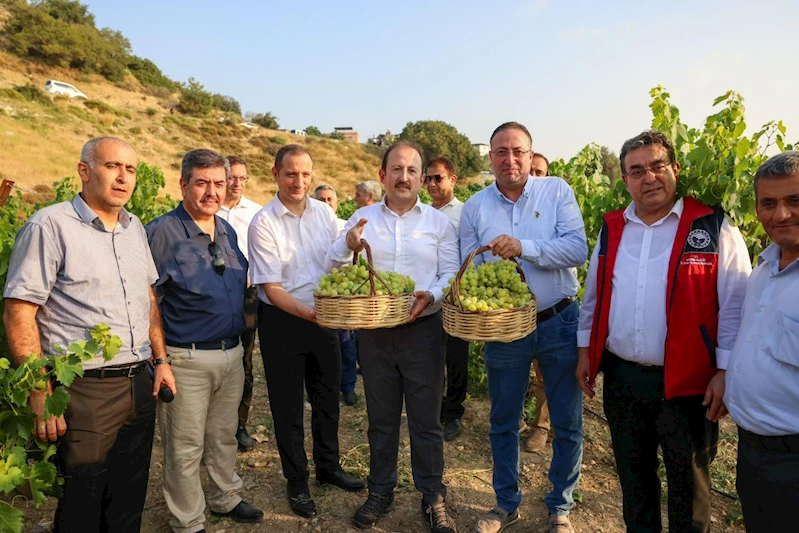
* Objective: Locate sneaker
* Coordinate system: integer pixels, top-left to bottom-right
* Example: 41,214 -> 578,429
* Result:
523,427 -> 548,453
343,390 -> 358,406
422,500 -> 457,533
443,419 -> 463,441
353,491 -> 395,529
236,426 -> 255,452
548,514 -> 574,532
473,507 -> 520,533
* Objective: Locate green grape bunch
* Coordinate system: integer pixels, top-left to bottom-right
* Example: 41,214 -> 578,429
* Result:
316,257 -> 415,296
443,259 -> 533,312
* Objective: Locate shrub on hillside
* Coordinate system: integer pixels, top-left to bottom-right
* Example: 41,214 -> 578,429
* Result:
83,99 -> 131,118
178,78 -> 213,116
270,135 -> 287,145
127,55 -> 178,91
249,111 -> 280,129
0,83 -> 54,107
145,107 -> 158,116
329,131 -> 346,141
211,93 -> 241,115
305,125 -> 323,136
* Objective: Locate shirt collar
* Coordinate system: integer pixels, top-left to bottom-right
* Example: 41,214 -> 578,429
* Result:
758,242 -> 799,275
72,194 -> 131,230
176,202 -> 227,238
380,195 -> 423,216
490,176 -> 534,204
223,194 -> 249,210
623,197 -> 684,226
271,194 -> 310,219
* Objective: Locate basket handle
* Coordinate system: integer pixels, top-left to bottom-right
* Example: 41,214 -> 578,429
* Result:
352,238 -> 395,296
447,245 -> 527,310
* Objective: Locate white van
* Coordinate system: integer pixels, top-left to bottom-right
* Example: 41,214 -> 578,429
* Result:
44,80 -> 87,99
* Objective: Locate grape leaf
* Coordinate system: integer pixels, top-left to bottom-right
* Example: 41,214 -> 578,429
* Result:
53,355 -> 84,387
0,502 -> 23,533
44,388 -> 70,419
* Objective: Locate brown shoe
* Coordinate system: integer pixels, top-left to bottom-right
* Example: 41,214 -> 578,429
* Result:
548,514 -> 574,533
523,427 -> 548,453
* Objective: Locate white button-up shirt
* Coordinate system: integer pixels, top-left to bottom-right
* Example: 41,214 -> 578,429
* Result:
577,199 -> 751,368
248,197 -> 341,308
219,195 -> 262,261
459,177 -> 588,310
438,197 -> 463,232
326,197 -> 460,316
726,244 -> 799,436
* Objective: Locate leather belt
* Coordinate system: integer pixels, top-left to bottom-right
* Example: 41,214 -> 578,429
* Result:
83,361 -> 147,379
536,297 -> 576,323
740,427 -> 799,453
172,336 -> 240,351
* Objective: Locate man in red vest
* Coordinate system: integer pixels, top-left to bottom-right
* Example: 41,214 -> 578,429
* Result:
575,129 -> 751,533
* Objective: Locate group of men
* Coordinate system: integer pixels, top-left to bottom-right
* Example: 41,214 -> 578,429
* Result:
2,120 -> 797,533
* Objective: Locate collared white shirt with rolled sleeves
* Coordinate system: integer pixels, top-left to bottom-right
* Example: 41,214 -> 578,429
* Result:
438,197 -> 463,232
248,197 -> 342,308
326,197 -> 460,316
726,244 -> 799,436
219,195 -> 262,262
459,177 -> 588,310
577,198 -> 751,368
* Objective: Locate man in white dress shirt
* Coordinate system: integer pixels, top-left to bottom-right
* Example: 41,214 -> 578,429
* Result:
218,155 -> 262,452
725,150 -> 799,531
576,129 -> 751,533
248,145 -> 365,520
425,156 -> 469,443
328,141 -> 460,532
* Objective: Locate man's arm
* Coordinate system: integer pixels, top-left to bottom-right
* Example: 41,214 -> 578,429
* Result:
264,283 -> 316,322
458,199 -> 482,265
148,287 -> 176,398
3,298 -> 66,442
575,231 -> 602,399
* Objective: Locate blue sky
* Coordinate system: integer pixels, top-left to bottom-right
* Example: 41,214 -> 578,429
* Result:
85,0 -> 799,160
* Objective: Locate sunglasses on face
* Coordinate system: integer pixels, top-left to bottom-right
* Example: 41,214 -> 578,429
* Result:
208,242 -> 225,275
424,174 -> 447,184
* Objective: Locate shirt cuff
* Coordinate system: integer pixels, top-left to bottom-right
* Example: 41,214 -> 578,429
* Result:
331,237 -> 353,264
250,274 -> 281,284
715,348 -> 730,370
520,239 -> 540,263
576,329 -> 592,348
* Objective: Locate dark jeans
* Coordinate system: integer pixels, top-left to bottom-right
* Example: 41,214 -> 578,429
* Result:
258,302 -> 342,489
602,351 -> 718,533
736,426 -> 799,531
239,286 -> 259,427
339,329 -> 358,393
54,370 -> 156,533
441,334 -> 470,422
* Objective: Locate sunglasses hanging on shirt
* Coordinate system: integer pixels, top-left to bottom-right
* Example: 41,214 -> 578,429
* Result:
208,241 -> 225,275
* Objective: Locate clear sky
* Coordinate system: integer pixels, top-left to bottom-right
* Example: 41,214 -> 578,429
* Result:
84,0 -> 799,160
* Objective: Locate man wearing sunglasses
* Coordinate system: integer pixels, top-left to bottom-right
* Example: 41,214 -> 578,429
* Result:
147,149 -> 264,532
425,157 -> 469,443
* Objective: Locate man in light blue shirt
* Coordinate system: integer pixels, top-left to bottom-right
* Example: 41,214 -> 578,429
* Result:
726,150 -> 799,530
461,122 -> 588,533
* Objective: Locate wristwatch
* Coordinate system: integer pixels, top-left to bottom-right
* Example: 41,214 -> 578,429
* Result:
424,291 -> 435,307
153,357 -> 170,366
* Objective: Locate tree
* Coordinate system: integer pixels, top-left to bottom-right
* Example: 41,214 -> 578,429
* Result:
398,120 -> 483,177
329,131 -> 346,141
127,56 -> 177,91
600,146 -> 622,182
305,126 -> 323,136
249,112 -> 280,130
178,78 -> 213,116
211,93 -> 241,115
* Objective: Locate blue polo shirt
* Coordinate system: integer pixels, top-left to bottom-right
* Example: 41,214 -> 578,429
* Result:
146,203 -> 247,345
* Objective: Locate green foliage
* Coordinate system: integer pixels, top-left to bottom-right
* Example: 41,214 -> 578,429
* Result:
0,84 -> 53,107
305,126 -> 323,137
83,99 -> 130,118
249,112 -> 280,129
178,78 -> 213,116
399,120 -> 484,178
126,56 -> 178,91
127,162 -> 178,225
418,188 -> 432,204
211,93 -> 241,115
270,135 -> 287,146
144,107 -> 158,116
599,146 -> 622,182
329,131 -> 346,141
336,199 -> 357,220
3,0 -> 131,82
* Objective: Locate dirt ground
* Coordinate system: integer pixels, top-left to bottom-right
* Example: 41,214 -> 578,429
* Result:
20,345 -> 746,533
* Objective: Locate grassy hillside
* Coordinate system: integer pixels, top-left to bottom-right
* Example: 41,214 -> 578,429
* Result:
0,50 -> 382,206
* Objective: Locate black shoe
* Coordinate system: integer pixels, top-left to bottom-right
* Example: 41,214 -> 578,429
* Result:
317,469 -> 366,492
443,419 -> 463,441
342,390 -> 358,406
287,483 -> 316,518
210,501 -> 264,523
422,500 -> 457,533
353,491 -> 395,529
236,426 -> 255,452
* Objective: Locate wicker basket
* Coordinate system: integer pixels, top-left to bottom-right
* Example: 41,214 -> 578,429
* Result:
442,245 -> 537,343
315,239 -> 412,329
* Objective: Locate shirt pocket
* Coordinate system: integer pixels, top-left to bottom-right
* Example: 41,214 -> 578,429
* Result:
175,252 -> 214,294
775,312 -> 799,368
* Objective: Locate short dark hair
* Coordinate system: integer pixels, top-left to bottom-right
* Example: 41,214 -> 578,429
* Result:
490,122 -> 532,148
754,150 -> 799,195
381,141 -> 425,172
274,144 -> 313,171
226,155 -> 246,168
619,129 -> 676,174
427,156 -> 456,176
533,152 -> 550,175
181,149 -> 230,182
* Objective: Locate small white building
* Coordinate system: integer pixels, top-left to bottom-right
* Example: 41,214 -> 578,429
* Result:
473,143 -> 490,157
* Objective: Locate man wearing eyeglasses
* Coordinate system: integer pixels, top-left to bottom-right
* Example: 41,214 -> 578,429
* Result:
248,145 -> 366,520
461,123 -> 588,533
218,155 -> 263,453
576,129 -> 751,533
147,149 -> 264,532
425,157 -> 469,443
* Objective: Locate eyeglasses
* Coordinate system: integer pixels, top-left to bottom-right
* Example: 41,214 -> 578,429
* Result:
228,176 -> 247,183
208,242 -> 225,275
626,162 -> 672,180
424,174 -> 447,184
491,149 -> 531,159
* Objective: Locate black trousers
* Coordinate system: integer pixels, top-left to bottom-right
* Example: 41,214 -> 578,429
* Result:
359,312 -> 447,504
602,352 -> 718,533
441,334 -> 470,422
54,370 -> 156,533
239,286 -> 260,427
258,302 -> 342,490
736,426 -> 799,532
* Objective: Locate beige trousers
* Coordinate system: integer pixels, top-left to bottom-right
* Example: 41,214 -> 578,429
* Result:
532,359 -> 551,431
160,344 -> 245,533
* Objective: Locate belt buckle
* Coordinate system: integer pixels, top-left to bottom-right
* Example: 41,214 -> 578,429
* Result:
125,363 -> 139,378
